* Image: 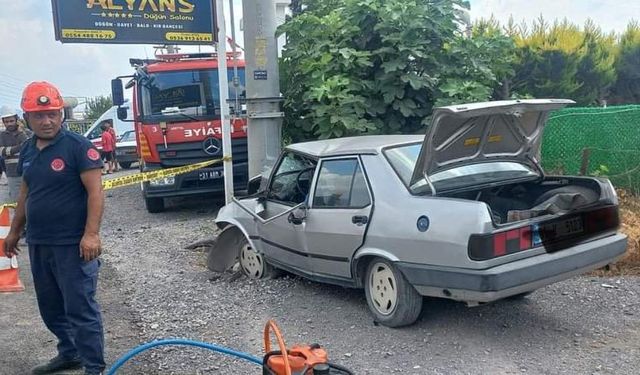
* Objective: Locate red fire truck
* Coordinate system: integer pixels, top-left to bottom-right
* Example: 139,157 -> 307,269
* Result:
111,52 -> 248,213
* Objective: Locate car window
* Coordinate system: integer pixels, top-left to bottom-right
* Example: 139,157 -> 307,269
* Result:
384,143 -> 421,186
267,152 -> 316,205
87,121 -> 108,140
120,131 -> 136,142
313,159 -> 370,208
384,143 -> 537,190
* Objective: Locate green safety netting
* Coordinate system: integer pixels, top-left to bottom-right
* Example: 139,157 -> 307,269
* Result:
542,105 -> 640,193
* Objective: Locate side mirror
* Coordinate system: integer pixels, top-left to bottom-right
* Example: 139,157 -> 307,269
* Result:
117,107 -> 128,121
247,175 -> 264,195
287,204 -> 307,225
111,79 -> 125,106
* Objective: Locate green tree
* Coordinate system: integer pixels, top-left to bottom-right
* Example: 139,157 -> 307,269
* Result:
511,19 -> 584,102
279,0 -> 514,141
509,18 -> 617,105
84,95 -> 113,121
574,20 -> 617,105
437,17 -> 516,105
610,21 -> 640,104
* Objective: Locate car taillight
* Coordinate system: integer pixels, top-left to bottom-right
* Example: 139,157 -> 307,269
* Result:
469,205 -> 619,261
139,132 -> 151,158
470,227 -> 533,260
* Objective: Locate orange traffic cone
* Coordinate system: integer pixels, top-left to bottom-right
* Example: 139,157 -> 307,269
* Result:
0,206 -> 24,293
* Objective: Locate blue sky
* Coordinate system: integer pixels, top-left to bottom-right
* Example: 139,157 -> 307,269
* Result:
0,0 -> 638,115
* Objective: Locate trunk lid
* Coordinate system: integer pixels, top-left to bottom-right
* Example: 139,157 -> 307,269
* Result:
410,99 -> 574,191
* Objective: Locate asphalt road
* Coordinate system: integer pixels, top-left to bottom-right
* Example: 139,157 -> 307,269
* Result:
1,171 -> 639,374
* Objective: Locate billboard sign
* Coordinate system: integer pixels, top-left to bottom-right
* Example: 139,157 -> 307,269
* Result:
51,0 -> 216,45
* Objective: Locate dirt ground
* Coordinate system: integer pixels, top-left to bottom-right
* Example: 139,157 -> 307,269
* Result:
1,172 -> 640,375
613,190 -> 640,274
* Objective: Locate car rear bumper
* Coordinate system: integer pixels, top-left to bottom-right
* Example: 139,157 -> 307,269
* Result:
115,147 -> 138,163
396,233 -> 627,303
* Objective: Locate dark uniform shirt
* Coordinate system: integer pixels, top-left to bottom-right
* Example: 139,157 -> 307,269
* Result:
17,129 -> 103,245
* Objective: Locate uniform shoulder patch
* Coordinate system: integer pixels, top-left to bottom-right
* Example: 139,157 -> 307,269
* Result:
51,158 -> 66,172
87,148 -> 100,161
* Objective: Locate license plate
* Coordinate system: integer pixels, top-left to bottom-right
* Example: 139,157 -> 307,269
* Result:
532,216 -> 584,246
199,170 -> 223,181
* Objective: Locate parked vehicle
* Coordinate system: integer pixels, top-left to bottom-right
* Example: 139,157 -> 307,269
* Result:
210,99 -> 627,327
115,130 -> 138,169
83,103 -> 134,150
111,52 -> 249,213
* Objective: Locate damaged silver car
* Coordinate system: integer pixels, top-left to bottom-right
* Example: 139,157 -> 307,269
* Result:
209,99 -> 627,327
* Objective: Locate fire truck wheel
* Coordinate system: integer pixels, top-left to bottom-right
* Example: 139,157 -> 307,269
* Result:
364,258 -> 423,327
145,197 -> 165,213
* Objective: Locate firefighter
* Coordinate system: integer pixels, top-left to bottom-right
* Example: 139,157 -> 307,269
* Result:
0,113 -> 29,203
3,81 -> 106,375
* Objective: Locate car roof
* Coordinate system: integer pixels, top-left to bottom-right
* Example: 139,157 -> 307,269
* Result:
285,134 -> 424,157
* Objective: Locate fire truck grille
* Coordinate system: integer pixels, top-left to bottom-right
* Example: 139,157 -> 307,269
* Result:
157,138 -> 248,167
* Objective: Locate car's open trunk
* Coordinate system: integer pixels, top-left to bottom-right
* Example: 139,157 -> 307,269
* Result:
441,176 -> 603,225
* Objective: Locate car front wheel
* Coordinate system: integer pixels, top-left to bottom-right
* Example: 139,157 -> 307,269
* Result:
238,237 -> 280,279
364,258 -> 423,327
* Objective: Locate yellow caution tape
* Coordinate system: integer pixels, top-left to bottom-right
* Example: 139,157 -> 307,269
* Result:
0,158 -> 229,210
102,157 -> 228,191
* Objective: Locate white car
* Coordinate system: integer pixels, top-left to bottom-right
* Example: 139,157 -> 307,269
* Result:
209,99 -> 627,327
115,130 -> 138,169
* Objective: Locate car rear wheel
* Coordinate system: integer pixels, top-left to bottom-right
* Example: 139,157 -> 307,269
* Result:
364,258 -> 423,327
238,237 -> 280,279
119,161 -> 132,169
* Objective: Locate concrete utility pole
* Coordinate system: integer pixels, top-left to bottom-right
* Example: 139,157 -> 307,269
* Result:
242,0 -> 284,179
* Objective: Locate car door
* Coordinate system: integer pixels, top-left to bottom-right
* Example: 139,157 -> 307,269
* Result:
302,157 -> 372,280
257,151 -> 317,272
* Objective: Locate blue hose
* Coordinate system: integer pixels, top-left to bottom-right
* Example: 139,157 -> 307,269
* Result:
106,338 -> 262,375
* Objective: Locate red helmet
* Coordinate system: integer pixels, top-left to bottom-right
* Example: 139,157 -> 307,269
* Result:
21,81 -> 64,113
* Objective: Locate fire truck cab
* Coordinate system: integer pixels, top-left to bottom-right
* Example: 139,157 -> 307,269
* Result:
111,52 -> 248,213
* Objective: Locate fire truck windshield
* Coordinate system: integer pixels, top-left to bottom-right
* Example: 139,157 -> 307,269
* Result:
139,68 -> 245,123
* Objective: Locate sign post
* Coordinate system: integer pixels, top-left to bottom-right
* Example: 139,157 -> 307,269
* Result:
213,0 -> 234,204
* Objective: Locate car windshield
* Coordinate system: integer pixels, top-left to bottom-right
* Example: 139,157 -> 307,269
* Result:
119,131 -> 136,142
267,152 -> 317,205
139,68 -> 245,123
384,143 -> 538,192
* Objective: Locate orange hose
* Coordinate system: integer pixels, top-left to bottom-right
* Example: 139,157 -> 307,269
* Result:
263,320 -> 292,375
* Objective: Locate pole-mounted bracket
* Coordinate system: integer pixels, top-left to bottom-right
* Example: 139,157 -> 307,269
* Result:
248,112 -> 284,119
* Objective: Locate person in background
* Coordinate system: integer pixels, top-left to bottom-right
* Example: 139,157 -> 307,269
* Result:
0,113 -> 29,203
100,123 -> 115,174
106,120 -> 118,172
0,154 -> 5,182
